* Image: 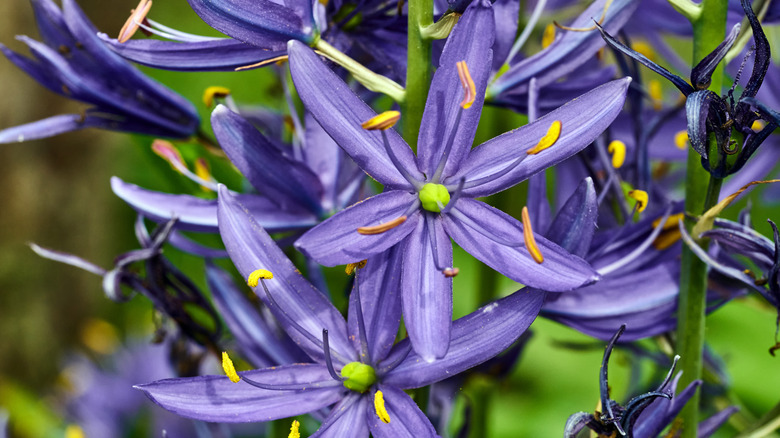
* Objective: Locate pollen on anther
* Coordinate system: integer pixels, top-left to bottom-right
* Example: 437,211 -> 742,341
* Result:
443,267 -> 460,277
541,23 -> 556,48
202,86 -> 231,107
527,120 -> 562,155
345,260 -> 367,275
247,269 -> 274,287
117,0 -> 152,43
361,111 -> 401,130
222,351 -> 241,383
288,420 -> 301,438
627,190 -> 648,213
674,130 -> 689,149
457,61 -> 476,109
374,390 -> 391,424
521,206 -> 544,264
357,216 -> 407,235
607,140 -> 626,169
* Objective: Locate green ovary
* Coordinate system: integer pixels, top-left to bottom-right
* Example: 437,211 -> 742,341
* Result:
341,362 -> 376,393
418,183 -> 450,212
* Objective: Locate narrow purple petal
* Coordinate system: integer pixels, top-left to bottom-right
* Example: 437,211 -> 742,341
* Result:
417,0 -> 495,178
313,394 -> 370,438
0,114 -> 92,144
402,216 -> 453,361
29,243 -> 106,276
697,406 -> 739,438
453,78 -> 631,197
383,288 -> 545,388
136,365 -> 344,423
217,186 -> 355,363
186,0 -> 307,46
294,191 -> 420,266
168,231 -> 228,258
443,199 -> 599,291
288,40 -> 422,189
545,177 -> 598,258
368,386 -> 438,437
302,112 -> 346,210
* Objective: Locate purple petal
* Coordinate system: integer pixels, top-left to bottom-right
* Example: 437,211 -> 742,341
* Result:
698,406 -> 739,438
102,35 -> 285,72
29,243 -> 106,276
112,177 -> 318,233
545,177 -> 598,258
136,364 -> 344,423
383,287 -> 545,388
0,114 -> 93,144
288,40 -> 422,189
312,394 -> 370,438
347,247 -> 404,363
443,199 -> 599,291
302,112 -> 347,210
294,191 -> 420,266
402,216 -> 453,361
417,0 -> 495,178
633,376 -> 701,438
368,386 -> 438,437
168,231 -> 228,258
212,105 -> 324,213
453,78 -> 631,197
217,186 -> 355,363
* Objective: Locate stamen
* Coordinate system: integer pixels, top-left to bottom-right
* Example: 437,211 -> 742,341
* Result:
357,216 -> 408,235
425,214 -> 459,276
674,130 -> 689,149
374,390 -> 391,423
597,208 -> 672,275
152,140 -> 220,191
447,208 -> 524,247
289,420 -> 301,438
653,228 -> 682,250
440,178 -> 465,214
322,329 -> 348,382
607,140 -> 626,169
345,260 -> 367,275
541,23 -> 556,48
456,61 -> 476,109
554,0 -> 613,31
653,213 -> 684,231
194,158 -> 215,192
522,206 -> 544,264
630,41 -> 656,62
222,351 -> 241,383
361,111 -> 401,130
352,269 -> 372,363
527,120 -> 562,155
378,130 -> 423,188
648,80 -> 663,111
752,120 -> 766,131
202,86 -> 231,108
627,190 -> 648,213
117,0 -> 152,43
235,55 -> 289,72
459,153 -> 529,190
247,269 -> 273,288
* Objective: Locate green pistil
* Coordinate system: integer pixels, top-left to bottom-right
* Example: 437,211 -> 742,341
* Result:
341,362 -> 376,393
418,183 -> 450,212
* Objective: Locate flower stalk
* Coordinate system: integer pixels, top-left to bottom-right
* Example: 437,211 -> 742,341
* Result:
404,0 -> 434,149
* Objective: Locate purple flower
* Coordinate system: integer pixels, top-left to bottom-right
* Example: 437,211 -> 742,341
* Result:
0,0 -> 199,143
134,185 -> 544,436
289,0 -> 629,360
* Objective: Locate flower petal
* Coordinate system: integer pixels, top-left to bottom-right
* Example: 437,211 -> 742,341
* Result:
383,287 -> 544,388
294,191 -> 420,266
690,23 -> 740,90
545,177 -> 598,258
453,78 -> 631,198
368,386 -> 438,437
417,0 -> 495,178
312,393 -> 369,438
136,364 -> 344,423
217,186 -> 355,363
444,199 -> 599,291
288,40 -> 422,188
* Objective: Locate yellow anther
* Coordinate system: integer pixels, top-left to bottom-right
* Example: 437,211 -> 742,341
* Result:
202,86 -> 231,107
752,120 -> 766,131
117,0 -> 152,43
152,139 -> 186,173
345,260 -> 367,275
521,206 -> 544,264
235,55 -> 289,71
361,111 -> 401,130
653,229 -> 681,250
607,140 -> 626,169
357,216 -> 407,235
80,318 -> 119,355
443,267 -> 460,277
247,269 -> 273,287
542,23 -> 556,48
222,351 -> 241,383
288,420 -> 301,438
648,80 -> 663,111
674,130 -> 689,149
65,425 -> 86,438
631,41 -> 656,62
627,190 -> 648,213
374,390 -> 391,424
652,213 -> 685,231
456,61 -> 476,109
527,120 -> 562,155
194,158 -> 214,192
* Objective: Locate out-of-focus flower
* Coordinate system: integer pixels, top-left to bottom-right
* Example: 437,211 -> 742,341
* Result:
290,0 -> 630,360
135,185 -> 544,437
0,0 -> 199,143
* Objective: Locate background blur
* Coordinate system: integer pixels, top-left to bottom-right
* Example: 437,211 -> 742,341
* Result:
0,1 -> 779,437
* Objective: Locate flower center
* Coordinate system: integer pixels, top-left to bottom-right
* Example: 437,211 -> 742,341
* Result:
418,183 -> 450,213
341,362 -> 376,393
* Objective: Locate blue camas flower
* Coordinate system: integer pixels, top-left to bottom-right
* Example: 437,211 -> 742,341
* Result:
0,0 -> 199,143
134,185 -> 544,437
288,0 -> 629,360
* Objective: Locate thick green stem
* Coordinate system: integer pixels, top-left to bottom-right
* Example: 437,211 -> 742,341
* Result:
404,0 -> 433,149
674,0 -> 727,435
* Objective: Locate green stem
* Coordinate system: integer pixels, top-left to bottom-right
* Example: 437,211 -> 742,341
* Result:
314,40 -> 406,103
674,0 -> 727,434
404,0 -> 433,149
738,399 -> 780,438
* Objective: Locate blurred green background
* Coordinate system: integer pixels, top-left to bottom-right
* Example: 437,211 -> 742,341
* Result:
0,0 -> 778,436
